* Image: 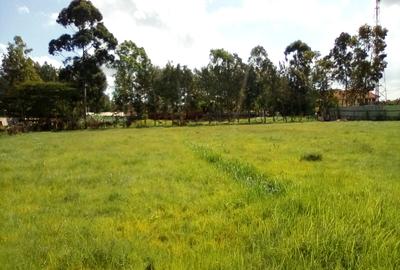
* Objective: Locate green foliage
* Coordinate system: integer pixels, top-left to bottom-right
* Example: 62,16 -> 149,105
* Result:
34,61 -> 59,82
113,40 -> 153,117
329,25 -> 388,105
203,49 -> 245,119
49,0 -> 117,64
49,0 -> 118,113
283,40 -> 317,116
107,24 -> 387,122
0,122 -> 400,268
2,81 -> 78,118
330,32 -> 354,91
313,56 -> 337,120
0,22 -> 389,126
247,46 -> 280,121
0,36 -> 42,90
351,25 -> 388,95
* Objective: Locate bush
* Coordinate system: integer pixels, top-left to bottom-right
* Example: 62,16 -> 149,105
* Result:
301,153 -> 322,162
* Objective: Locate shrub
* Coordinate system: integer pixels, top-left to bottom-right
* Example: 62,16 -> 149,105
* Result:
301,153 -> 322,162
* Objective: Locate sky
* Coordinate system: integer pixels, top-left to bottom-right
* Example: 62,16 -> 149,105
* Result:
0,0 -> 399,99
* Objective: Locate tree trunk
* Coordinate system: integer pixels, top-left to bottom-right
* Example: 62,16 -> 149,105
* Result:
263,109 -> 266,124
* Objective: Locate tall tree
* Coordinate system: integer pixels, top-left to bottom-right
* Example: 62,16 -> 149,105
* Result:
0,36 -> 41,91
147,66 -> 163,125
156,62 -> 181,122
313,55 -> 336,120
330,32 -> 354,93
330,25 -> 388,105
113,40 -> 153,121
195,67 -> 215,122
371,25 -> 388,88
284,40 -> 316,116
350,24 -> 387,101
178,65 -> 195,123
49,0 -> 118,125
207,49 -> 245,121
247,46 -> 279,122
35,62 -> 59,82
0,36 -> 42,115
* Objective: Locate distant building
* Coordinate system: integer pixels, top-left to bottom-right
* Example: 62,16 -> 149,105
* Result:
86,112 -> 126,117
333,90 -> 379,107
98,112 -> 125,117
0,117 -> 9,127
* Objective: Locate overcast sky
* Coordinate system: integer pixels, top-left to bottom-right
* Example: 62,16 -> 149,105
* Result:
0,0 -> 399,99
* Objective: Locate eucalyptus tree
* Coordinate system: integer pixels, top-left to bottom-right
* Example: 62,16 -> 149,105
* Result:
152,63 -> 194,124
350,24 -> 387,101
113,40 -> 153,121
371,25 -> 388,87
330,32 -> 354,92
313,55 -> 336,120
247,45 -> 280,122
147,66 -> 164,124
49,0 -> 118,125
179,66 -> 195,122
207,49 -> 245,121
330,25 -> 387,105
156,62 -> 180,120
284,40 -> 316,116
195,67 -> 215,122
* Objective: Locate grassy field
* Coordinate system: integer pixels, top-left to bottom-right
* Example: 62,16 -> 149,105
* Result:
1,122 -> 400,269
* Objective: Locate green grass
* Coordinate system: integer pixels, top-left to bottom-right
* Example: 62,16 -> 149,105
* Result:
1,122 -> 400,269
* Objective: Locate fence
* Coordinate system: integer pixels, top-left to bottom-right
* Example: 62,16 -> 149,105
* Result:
330,105 -> 400,121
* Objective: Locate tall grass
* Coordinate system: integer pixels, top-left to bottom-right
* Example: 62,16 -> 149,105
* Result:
190,144 -> 285,195
0,122 -> 399,269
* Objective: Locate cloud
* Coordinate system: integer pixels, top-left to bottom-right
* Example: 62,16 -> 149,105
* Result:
0,43 -> 6,53
46,12 -> 59,26
102,67 -> 116,97
31,56 -> 62,68
93,0 -> 167,28
382,0 -> 400,6
17,5 -> 30,14
0,43 -> 7,62
134,11 -> 167,29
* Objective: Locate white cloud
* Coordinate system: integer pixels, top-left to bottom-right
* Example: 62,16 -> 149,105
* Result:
46,12 -> 59,26
0,43 -> 6,53
17,5 -> 30,15
0,43 -> 7,62
383,0 -> 400,6
380,3 -> 400,99
91,0 -> 400,99
102,67 -> 116,96
31,56 -> 62,68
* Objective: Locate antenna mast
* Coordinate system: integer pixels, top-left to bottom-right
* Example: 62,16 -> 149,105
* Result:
375,0 -> 380,26
374,0 -> 387,101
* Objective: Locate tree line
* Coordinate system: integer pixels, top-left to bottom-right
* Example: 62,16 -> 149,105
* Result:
0,0 -> 388,130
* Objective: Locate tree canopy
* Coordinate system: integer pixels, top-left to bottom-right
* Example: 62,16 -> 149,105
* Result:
49,0 -> 118,117
0,4 -> 389,129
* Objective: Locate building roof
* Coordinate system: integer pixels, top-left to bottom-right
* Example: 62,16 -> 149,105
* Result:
331,89 -> 379,99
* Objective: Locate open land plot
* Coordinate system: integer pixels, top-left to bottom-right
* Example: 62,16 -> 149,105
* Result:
0,122 -> 400,269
